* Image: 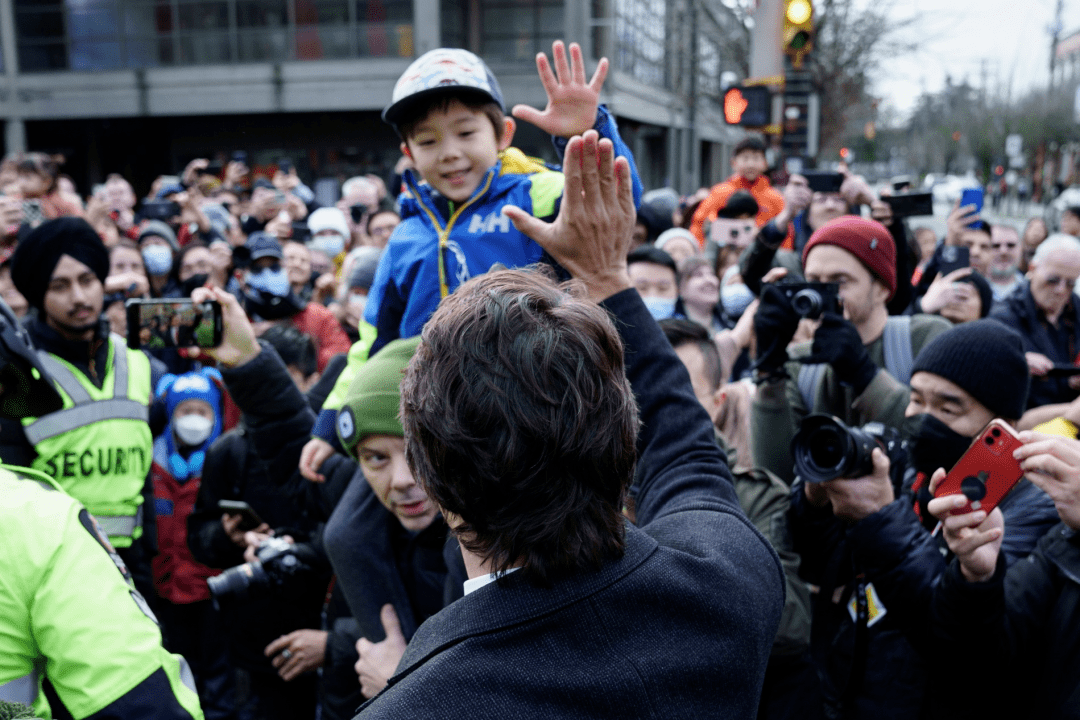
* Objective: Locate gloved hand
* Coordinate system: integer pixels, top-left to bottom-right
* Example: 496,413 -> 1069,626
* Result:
801,312 -> 877,395
753,284 -> 801,375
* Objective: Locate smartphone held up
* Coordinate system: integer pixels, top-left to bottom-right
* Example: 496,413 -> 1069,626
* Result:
933,419 -> 1026,517
126,298 -> 223,351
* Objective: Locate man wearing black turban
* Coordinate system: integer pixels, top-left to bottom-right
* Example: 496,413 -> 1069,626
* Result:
2,217 -> 166,593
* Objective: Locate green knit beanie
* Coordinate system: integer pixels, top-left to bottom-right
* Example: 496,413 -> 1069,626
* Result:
336,336 -> 421,456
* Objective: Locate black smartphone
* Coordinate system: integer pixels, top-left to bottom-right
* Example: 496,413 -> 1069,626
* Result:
218,500 -> 265,531
883,192 -> 934,218
350,204 -> 368,224
203,161 -> 224,177
937,246 -> 970,277
126,299 -> 223,350
1046,365 -> 1080,377
802,171 -> 844,194
291,221 -> 312,243
141,200 -> 181,221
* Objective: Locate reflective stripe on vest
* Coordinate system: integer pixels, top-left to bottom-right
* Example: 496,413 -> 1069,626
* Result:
0,670 -> 37,705
93,505 -> 143,538
23,337 -> 152,547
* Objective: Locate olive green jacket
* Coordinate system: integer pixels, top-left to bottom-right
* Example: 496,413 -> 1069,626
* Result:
750,314 -> 951,484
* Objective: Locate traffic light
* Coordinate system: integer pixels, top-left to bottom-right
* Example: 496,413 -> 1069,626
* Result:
723,86 -> 771,127
783,0 -> 813,68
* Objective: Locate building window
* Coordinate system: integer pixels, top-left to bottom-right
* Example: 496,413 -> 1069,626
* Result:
480,0 -> 562,62
612,0 -> 665,87
14,0 -> 414,71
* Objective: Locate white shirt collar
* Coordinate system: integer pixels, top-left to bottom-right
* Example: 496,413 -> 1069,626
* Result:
462,566 -> 520,595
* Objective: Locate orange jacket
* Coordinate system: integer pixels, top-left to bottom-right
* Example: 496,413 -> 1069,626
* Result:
690,175 -> 786,246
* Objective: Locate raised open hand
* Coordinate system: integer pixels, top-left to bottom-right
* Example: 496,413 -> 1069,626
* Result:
512,41 -> 608,139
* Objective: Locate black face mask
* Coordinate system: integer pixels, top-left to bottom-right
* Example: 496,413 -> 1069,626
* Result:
907,413 -> 976,477
243,288 -> 305,321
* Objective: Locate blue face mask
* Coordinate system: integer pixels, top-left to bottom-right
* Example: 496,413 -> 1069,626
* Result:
721,283 -> 755,317
642,296 -> 677,321
310,233 -> 345,258
142,244 -> 173,276
247,266 -> 291,297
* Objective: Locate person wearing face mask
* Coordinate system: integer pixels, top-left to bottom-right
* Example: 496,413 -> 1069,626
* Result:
139,221 -> 182,297
242,233 -> 351,373
626,245 -> 680,321
751,216 -> 951,484
190,285 -> 447,717
787,319 -> 1059,720
306,207 -> 350,271
150,370 -> 235,719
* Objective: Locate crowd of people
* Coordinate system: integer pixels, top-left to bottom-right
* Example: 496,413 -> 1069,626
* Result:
3,37 -> 1080,720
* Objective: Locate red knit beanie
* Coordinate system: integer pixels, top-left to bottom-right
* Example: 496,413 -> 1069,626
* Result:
801,216 -> 897,298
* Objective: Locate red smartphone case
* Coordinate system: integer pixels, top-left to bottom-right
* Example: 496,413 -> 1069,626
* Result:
933,420 -> 1025,515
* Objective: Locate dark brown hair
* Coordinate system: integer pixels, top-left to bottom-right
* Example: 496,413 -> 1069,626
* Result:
17,152 -> 64,193
396,94 -> 506,144
401,268 -> 639,586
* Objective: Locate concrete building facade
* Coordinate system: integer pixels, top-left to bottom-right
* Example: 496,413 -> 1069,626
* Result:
1,0 -> 749,194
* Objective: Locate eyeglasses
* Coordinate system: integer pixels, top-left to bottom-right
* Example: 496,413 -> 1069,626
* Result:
1041,275 -> 1078,288
991,242 -> 1018,250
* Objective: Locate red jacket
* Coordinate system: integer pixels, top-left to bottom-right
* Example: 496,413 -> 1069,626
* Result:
291,302 -> 351,373
151,439 -> 220,604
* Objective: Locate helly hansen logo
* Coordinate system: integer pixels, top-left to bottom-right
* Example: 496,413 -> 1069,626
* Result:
467,211 -> 511,234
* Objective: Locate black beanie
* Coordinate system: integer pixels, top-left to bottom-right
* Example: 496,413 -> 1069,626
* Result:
910,319 -> 1029,420
11,217 -> 110,311
955,270 -> 993,319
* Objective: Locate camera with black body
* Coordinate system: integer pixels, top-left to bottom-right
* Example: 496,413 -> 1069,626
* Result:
778,282 -> 841,319
207,537 -> 319,600
792,414 -> 908,484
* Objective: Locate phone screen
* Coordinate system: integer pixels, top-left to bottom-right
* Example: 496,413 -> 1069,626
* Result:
126,299 -> 222,350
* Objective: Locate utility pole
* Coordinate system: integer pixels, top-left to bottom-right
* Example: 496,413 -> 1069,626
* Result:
1051,0 -> 1065,88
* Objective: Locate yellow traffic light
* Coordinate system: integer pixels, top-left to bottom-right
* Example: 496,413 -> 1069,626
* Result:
783,0 -> 813,67
785,0 -> 812,25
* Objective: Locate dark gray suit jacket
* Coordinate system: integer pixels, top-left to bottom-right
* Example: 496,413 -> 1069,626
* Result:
355,289 -> 785,719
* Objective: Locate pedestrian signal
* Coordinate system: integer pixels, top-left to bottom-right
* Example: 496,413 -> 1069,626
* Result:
723,86 -> 771,127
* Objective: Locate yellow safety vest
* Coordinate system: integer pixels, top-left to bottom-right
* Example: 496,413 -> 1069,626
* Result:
21,336 -> 152,548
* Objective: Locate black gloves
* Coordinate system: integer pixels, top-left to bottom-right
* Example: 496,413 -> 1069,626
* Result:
801,312 -> 877,395
753,284 -> 801,375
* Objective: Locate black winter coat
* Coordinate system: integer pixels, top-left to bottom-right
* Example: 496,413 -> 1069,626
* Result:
990,281 -> 1080,408
932,523 -> 1080,719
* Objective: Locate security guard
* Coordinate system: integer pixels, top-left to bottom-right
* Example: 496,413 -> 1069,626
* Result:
3,218 -> 164,567
0,298 -> 204,719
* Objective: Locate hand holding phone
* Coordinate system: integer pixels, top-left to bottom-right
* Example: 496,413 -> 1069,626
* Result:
933,420 -> 1025,517
126,298 -> 223,350
219,500 -> 265,531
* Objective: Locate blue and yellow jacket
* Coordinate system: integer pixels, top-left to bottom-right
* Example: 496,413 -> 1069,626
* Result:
364,105 -> 643,355
309,108 -> 642,446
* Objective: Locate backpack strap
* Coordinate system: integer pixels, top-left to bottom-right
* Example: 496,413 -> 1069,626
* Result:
797,363 -> 829,410
882,316 -> 914,385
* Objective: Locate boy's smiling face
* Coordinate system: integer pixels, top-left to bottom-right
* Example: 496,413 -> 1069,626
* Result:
403,98 -> 514,204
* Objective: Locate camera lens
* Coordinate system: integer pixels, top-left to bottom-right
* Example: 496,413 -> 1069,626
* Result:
991,427 -> 1001,437
792,414 -> 881,483
985,435 -> 994,445
791,289 -> 824,318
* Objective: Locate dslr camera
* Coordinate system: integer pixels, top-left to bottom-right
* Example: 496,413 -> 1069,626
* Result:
791,414 -> 908,484
778,282 -> 841,320
207,537 -> 318,600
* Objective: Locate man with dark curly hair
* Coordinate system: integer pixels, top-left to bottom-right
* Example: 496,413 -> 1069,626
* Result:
353,130 -> 784,719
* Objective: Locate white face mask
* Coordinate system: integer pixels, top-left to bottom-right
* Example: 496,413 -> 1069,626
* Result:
174,414 -> 213,446
310,233 -> 346,258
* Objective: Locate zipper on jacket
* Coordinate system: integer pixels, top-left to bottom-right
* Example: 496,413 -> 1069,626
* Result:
406,169 -> 497,298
